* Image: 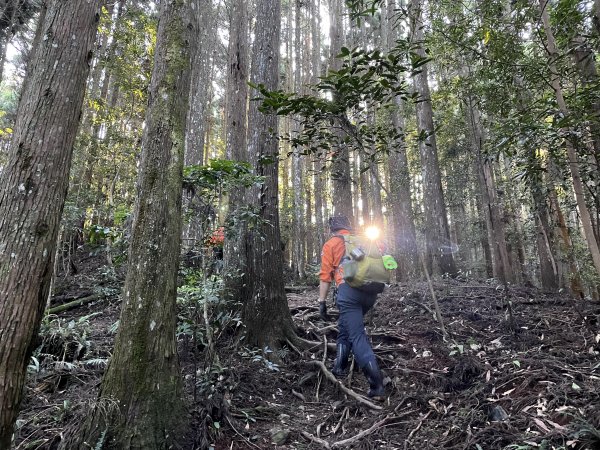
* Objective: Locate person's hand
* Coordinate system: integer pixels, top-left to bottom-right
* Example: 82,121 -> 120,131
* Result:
319,300 -> 330,321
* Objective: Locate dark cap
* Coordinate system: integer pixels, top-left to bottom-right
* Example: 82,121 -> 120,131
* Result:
328,215 -> 352,232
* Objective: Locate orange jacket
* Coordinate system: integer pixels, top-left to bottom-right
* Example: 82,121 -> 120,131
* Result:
319,229 -> 350,286
208,226 -> 225,247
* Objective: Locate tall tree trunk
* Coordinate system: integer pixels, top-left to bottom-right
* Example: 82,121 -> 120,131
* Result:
242,0 -> 296,349
223,0 -> 249,295
186,0 -> 214,165
0,1 -> 100,446
463,80 -> 514,283
329,0 -> 353,221
409,0 -> 457,276
311,0 -> 326,246
70,1 -> 194,447
292,1 -> 306,278
537,0 -> 600,279
385,0 -> 418,280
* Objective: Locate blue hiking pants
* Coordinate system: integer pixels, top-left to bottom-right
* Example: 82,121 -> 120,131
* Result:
336,282 -> 377,368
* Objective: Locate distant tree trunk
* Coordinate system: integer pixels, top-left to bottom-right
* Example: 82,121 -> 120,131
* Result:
292,1 -> 306,278
311,0 -> 326,246
532,181 -> 559,291
69,1 -> 194,448
370,168 -> 384,226
359,154 -> 370,225
409,0 -> 457,277
570,35 -> 600,241
0,1 -> 100,446
223,0 -> 249,294
329,0 -> 353,221
186,0 -> 214,165
0,0 -> 18,84
463,81 -> 513,283
593,0 -> 600,40
385,0 -> 418,280
243,0 -> 296,349
538,0 -> 600,280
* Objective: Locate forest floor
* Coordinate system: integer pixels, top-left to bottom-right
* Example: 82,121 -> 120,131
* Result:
12,251 -> 600,450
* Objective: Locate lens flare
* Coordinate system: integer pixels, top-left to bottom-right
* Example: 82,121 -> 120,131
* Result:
365,226 -> 381,241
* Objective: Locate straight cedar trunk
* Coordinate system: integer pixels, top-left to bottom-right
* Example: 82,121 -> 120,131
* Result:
292,0 -> 306,278
68,1 -> 194,448
242,0 -> 296,349
385,0 -> 419,280
186,0 -> 214,165
537,0 -> 600,280
223,0 -> 249,295
329,0 -> 353,221
465,92 -> 513,284
311,0 -> 326,247
409,0 -> 457,277
0,1 -> 100,446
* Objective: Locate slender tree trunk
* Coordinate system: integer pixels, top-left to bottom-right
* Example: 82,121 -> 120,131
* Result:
385,0 -> 418,280
329,0 -> 353,221
311,0 -> 326,246
223,0 -> 249,294
69,1 -> 194,448
409,0 -> 457,276
186,0 -> 214,165
538,0 -> 600,279
0,1 -> 100,446
243,0 -> 296,349
292,1 -> 306,278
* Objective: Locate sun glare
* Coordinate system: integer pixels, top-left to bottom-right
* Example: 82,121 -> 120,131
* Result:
365,226 -> 380,241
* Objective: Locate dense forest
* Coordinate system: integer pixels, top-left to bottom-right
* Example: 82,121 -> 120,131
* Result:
0,0 -> 599,449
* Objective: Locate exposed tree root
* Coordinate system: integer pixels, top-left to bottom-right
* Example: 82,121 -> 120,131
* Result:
308,361 -> 383,410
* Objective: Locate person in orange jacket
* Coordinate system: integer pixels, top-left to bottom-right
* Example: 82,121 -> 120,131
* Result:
318,215 -> 385,399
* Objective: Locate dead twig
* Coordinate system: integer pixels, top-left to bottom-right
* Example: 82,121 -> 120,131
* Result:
419,252 -> 448,340
301,431 -> 332,449
292,389 -> 306,402
225,416 -> 262,450
404,410 -> 432,450
404,297 -> 434,316
308,361 -> 383,410
332,407 -> 349,434
301,415 -> 405,449
331,415 -> 403,448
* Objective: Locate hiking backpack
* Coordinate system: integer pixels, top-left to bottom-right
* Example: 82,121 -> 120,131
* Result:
335,234 -> 392,294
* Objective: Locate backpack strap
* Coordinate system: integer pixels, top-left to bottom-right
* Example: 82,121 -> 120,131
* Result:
331,233 -> 351,280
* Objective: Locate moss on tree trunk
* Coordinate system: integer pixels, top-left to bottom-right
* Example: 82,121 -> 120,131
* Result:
65,1 -> 194,448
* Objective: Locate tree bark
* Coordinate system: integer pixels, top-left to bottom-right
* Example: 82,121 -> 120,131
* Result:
292,1 -> 306,278
409,0 -> 457,277
223,0 -> 249,294
329,0 -> 354,221
242,0 -> 297,350
69,1 -> 194,448
185,0 -> 214,165
384,0 -> 418,280
0,1 -> 100,446
311,0 -> 326,247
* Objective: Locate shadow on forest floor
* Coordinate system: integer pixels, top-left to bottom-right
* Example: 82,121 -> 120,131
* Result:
13,252 -> 600,450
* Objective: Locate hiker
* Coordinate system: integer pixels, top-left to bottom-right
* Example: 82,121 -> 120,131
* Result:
208,226 -> 225,272
318,215 -> 387,399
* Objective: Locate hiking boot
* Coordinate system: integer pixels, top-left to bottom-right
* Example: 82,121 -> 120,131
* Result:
331,343 -> 350,378
362,359 -> 385,399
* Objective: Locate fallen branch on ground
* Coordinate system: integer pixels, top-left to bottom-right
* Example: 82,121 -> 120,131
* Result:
45,295 -> 102,315
301,414 -> 408,449
308,361 -> 382,410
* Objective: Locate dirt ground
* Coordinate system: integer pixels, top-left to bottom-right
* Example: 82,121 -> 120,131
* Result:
12,254 -> 600,450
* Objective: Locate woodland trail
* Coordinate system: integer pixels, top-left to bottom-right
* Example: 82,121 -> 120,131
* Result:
13,256 -> 600,450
